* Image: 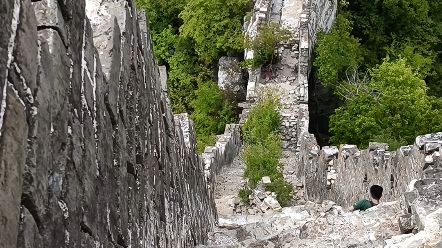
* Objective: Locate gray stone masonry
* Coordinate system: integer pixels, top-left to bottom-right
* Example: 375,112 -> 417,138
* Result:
296,129 -> 442,235
0,0 -> 241,247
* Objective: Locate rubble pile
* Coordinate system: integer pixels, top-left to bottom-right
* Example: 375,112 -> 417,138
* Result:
200,178 -> 442,248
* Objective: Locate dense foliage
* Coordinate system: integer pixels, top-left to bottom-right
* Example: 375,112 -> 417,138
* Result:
136,0 -> 250,151
190,81 -> 236,152
179,0 -> 251,64
239,92 -> 293,207
314,0 -> 442,150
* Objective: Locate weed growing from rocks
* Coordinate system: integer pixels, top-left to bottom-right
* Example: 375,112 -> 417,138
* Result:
239,90 -> 293,206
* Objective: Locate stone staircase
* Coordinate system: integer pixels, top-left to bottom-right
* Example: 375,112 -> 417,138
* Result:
196,200 -> 409,248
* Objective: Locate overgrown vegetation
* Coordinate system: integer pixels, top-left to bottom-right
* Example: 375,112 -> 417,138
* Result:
136,0 -> 251,151
241,23 -> 294,68
239,90 -> 293,207
190,81 -> 236,152
314,0 -> 442,150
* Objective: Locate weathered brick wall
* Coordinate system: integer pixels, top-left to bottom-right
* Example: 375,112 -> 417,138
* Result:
0,0 -> 241,247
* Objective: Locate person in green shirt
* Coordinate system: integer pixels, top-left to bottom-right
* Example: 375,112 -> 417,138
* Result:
348,185 -> 383,211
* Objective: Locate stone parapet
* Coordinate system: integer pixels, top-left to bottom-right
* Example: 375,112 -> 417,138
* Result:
0,0 -> 233,247
297,130 -> 442,232
201,124 -> 242,193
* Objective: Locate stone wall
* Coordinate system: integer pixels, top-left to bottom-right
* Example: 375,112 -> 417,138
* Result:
298,0 -> 336,102
290,0 -> 442,240
0,0 -> 241,247
297,131 -> 442,208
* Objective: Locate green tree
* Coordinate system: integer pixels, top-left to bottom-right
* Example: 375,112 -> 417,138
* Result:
329,59 -> 442,148
137,0 -> 253,151
136,0 -> 187,64
190,80 -> 236,152
151,26 -> 178,65
313,14 -> 363,87
179,0 -> 251,63
341,0 -> 442,95
136,0 -> 186,32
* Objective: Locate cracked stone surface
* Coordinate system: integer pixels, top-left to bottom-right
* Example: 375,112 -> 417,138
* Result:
198,201 -> 404,248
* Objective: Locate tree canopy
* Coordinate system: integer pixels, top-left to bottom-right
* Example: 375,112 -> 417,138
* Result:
313,14 -> 362,87
329,59 -> 442,149
179,0 -> 250,64
136,0 -> 249,151
314,0 -> 442,149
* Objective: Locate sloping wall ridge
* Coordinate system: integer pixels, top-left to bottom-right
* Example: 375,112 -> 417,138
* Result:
0,0 -> 241,247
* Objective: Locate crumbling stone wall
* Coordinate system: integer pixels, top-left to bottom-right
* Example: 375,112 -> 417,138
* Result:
0,0 -> 241,247
297,129 -> 442,210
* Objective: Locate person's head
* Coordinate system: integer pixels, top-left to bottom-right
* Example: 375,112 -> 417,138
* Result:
370,185 -> 383,200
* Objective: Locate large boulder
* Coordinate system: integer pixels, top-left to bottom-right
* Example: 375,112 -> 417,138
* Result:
218,57 -> 246,101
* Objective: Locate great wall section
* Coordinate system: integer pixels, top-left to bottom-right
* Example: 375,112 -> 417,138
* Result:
0,0 -> 441,247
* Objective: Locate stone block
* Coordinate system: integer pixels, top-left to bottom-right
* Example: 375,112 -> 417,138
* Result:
262,176 -> 271,184
398,214 -> 414,234
368,142 -> 389,151
33,0 -> 68,45
400,145 -> 413,156
17,207 -> 42,248
415,133 -> 442,150
425,142 -> 441,154
0,89 -> 28,248
411,179 -> 442,231
263,197 -> 282,211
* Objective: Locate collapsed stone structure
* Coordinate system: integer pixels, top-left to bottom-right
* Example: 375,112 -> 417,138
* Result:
0,0 -> 241,247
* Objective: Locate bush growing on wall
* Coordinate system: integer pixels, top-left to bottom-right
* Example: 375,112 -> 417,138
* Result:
239,91 -> 293,207
241,23 -> 294,68
242,91 -> 282,144
190,80 -> 236,152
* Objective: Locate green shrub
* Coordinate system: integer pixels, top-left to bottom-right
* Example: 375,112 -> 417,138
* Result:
242,91 -> 281,145
241,23 -> 294,68
265,177 -> 293,207
239,92 -> 293,207
245,11 -> 253,22
243,133 -> 282,187
238,188 -> 252,204
190,80 -> 236,153
195,134 -> 216,153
